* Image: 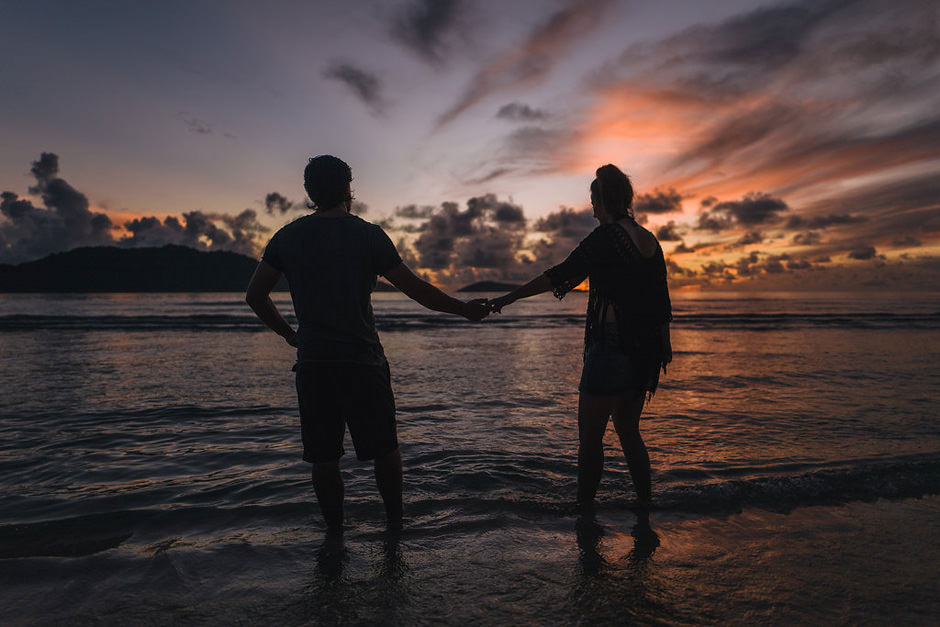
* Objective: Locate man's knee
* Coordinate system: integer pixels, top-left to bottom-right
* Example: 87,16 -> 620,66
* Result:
313,460 -> 341,479
374,447 -> 401,471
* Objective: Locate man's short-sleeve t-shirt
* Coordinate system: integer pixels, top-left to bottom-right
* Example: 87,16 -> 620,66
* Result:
262,214 -> 401,365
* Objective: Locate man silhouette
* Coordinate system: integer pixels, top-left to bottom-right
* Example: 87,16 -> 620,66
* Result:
246,155 -> 487,530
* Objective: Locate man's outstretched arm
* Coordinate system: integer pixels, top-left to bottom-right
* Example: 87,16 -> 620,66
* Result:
245,261 -> 297,346
383,263 -> 488,321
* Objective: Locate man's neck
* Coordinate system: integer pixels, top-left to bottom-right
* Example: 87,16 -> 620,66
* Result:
313,204 -> 350,218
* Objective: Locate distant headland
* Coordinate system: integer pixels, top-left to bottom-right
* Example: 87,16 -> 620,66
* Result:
457,281 -> 521,292
0,245 -> 504,293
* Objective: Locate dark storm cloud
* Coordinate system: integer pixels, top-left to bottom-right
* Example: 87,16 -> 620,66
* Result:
723,251 -> 815,280
323,61 -> 387,115
533,207 -> 595,239
496,102 -> 548,122
437,0 -> 613,126
728,231 -> 764,248
351,201 -> 369,215
408,195 -> 527,270
787,258 -> 813,270
696,193 -> 789,231
183,117 -> 213,135
600,0 -> 929,101
0,153 -> 276,264
796,172 -> 940,251
464,168 -> 514,185
892,235 -> 922,247
395,204 -> 435,219
848,245 -> 878,260
666,257 -> 696,278
0,153 -> 114,264
264,192 -> 294,214
467,194 -> 526,229
588,0 -> 940,252
785,213 -> 867,229
655,220 -> 682,242
634,188 -> 683,214
792,231 -> 822,246
121,209 -> 268,257
656,220 -> 682,242
528,206 -> 596,267
391,0 -> 464,64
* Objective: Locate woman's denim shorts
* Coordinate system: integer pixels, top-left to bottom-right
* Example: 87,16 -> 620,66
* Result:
578,322 -> 639,396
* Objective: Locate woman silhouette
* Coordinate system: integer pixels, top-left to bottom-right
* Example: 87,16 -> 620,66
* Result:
490,165 -> 672,509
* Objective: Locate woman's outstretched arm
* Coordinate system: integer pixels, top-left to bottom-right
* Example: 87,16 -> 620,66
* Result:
489,274 -> 552,313
384,262 -> 489,321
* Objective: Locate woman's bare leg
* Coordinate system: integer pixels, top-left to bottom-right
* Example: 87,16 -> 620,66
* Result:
612,394 -> 651,503
577,392 -> 616,507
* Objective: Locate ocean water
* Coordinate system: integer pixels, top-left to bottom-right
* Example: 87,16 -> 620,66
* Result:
1,290 -> 939,624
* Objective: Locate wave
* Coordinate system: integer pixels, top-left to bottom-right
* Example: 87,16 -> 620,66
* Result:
4,453 -> 938,558
1,404 -> 295,423
1,311 -> 937,332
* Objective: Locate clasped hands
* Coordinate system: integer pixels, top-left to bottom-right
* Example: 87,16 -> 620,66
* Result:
461,295 -> 514,322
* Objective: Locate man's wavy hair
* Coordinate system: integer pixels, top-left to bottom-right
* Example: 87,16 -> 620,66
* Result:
304,155 -> 352,211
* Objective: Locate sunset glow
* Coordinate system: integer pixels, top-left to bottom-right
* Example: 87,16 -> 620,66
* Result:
2,0 -> 937,290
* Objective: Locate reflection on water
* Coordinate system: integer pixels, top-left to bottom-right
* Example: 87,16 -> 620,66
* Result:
304,528 -> 410,625
1,292 -> 939,623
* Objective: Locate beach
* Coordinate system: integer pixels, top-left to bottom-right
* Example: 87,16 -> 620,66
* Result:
2,291 -> 939,624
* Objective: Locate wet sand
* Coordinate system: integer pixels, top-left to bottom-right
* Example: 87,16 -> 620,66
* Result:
4,496 -> 939,625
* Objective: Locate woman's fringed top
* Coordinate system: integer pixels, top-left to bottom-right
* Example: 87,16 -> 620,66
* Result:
544,221 -> 672,396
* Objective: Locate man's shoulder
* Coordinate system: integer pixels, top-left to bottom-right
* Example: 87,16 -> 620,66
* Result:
271,214 -> 312,237
271,214 -> 387,243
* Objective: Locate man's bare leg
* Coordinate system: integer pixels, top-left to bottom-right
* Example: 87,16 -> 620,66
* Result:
312,461 -> 344,530
374,447 -> 403,527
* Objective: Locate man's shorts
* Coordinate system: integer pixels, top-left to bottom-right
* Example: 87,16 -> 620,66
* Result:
294,360 -> 398,463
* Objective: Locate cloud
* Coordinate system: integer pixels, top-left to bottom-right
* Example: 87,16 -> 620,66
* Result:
464,168 -> 514,186
634,187 -> 683,214
436,0 -> 613,127
496,102 -> 548,122
183,117 -> 213,135
655,220 -> 682,241
892,235 -> 922,247
351,201 -> 369,215
792,231 -> 822,246
395,204 -> 435,219
0,153 -> 277,264
1,153 -> 114,264
528,206 -> 597,267
729,230 -> 764,248
121,209 -> 268,257
323,61 -> 387,115
533,206 -> 595,238
469,194 -> 526,229
785,213 -> 867,229
405,195 -> 528,274
848,245 -> 878,260
391,0 -> 464,64
575,0 -> 940,248
264,192 -> 294,214
696,192 -> 789,231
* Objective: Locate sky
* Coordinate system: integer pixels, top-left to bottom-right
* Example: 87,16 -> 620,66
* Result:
2,0 -> 939,290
